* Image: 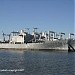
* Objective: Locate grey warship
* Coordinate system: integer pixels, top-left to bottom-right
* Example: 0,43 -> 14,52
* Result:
0,28 -> 75,51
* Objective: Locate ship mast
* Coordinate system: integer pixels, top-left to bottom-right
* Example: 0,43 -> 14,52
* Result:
33,28 -> 38,42
2,31 -> 6,42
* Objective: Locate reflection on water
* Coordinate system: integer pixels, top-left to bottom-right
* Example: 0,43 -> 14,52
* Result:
0,50 -> 75,75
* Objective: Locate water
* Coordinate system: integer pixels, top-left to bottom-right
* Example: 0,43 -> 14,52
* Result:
0,50 -> 75,75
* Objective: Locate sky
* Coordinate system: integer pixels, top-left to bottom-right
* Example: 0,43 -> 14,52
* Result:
74,0 -> 75,34
0,0 -> 74,39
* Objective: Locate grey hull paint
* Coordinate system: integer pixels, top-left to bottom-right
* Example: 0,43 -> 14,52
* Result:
0,40 -> 68,51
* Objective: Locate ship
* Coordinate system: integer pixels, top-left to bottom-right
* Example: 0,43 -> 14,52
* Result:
0,28 -> 75,51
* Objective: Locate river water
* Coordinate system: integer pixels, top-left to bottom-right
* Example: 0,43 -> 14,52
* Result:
0,50 -> 75,75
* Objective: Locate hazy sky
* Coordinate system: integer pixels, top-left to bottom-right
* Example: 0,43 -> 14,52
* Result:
0,0 -> 74,38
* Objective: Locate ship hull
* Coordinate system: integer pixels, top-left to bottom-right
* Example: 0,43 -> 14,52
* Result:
68,39 -> 75,51
0,40 -> 68,51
